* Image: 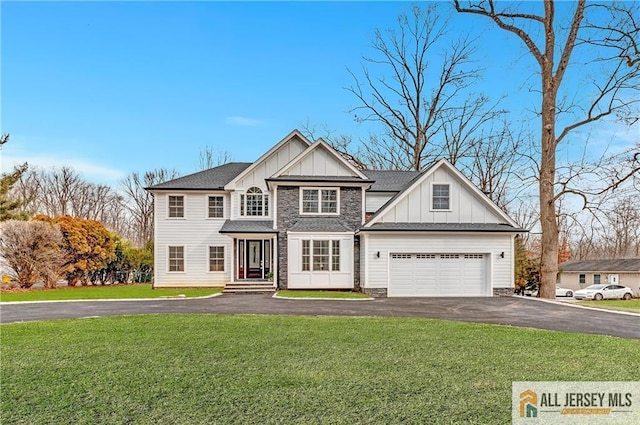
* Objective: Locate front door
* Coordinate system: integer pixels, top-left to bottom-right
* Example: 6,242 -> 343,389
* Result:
237,239 -> 271,280
247,240 -> 262,278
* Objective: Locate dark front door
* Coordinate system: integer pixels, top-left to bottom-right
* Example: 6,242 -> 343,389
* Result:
246,240 -> 263,279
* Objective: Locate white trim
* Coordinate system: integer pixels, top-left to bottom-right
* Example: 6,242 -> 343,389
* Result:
224,129 -> 312,190
429,182 -> 452,212
205,194 -> 225,219
167,194 -> 186,219
299,187 -> 340,216
272,139 -> 369,180
167,245 -> 186,273
206,245 -> 226,273
364,159 -> 521,228
238,186 -> 270,218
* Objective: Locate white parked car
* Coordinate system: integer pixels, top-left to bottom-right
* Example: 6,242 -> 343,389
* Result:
555,286 -> 574,297
573,284 -> 634,301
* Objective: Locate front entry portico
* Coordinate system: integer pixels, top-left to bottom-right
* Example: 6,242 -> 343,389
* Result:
237,239 -> 273,280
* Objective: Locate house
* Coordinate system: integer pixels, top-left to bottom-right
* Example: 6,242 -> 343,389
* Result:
146,129 -> 525,297
559,259 -> 640,296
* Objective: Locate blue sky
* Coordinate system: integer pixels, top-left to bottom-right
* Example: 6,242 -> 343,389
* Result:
1,1 -> 636,186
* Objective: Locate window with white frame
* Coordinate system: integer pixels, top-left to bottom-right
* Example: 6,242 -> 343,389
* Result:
209,246 -> 224,272
301,188 -> 338,214
168,246 -> 184,272
240,187 -> 269,217
432,184 -> 450,210
208,196 -> 224,218
594,274 -> 601,284
168,195 -> 184,218
301,240 -> 340,272
579,274 -> 586,284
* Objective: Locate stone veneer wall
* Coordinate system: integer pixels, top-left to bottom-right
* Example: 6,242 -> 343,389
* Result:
362,288 -> 387,297
276,185 -> 362,290
493,288 -> 513,297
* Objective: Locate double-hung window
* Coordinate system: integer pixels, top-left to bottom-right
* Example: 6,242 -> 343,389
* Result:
301,240 -> 340,272
209,246 -> 225,272
432,184 -> 450,210
168,195 -> 184,218
208,196 -> 224,218
301,188 -> 338,214
240,187 -> 269,217
168,246 -> 184,272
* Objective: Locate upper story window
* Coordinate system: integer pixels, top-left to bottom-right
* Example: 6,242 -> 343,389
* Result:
432,184 -> 450,210
301,188 -> 339,214
168,195 -> 184,218
240,187 -> 269,217
208,196 -> 224,218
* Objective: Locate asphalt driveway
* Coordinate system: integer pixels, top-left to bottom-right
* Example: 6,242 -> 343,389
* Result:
1,295 -> 638,339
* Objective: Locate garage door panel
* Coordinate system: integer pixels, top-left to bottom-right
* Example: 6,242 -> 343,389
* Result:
389,253 -> 487,297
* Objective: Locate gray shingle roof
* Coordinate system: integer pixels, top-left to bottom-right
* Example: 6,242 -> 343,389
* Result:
146,162 -> 252,191
219,220 -> 276,234
360,223 -> 526,232
560,258 -> 640,272
362,170 -> 421,192
289,218 -> 355,232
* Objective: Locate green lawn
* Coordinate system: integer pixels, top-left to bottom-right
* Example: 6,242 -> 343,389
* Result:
0,284 -> 221,302
2,315 -> 638,424
276,290 -> 372,299
577,299 -> 640,313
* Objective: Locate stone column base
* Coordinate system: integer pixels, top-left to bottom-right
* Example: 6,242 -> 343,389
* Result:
362,288 -> 387,298
493,288 -> 514,297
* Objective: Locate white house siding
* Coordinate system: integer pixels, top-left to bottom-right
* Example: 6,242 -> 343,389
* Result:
287,233 -> 354,289
377,168 -> 503,224
361,233 -> 514,291
365,192 -> 395,214
230,138 -> 307,220
153,192 -> 232,287
281,145 -> 358,177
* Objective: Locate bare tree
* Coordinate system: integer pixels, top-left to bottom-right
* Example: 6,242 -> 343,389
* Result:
347,4 -> 504,171
0,220 -> 68,288
121,168 -> 179,246
197,146 -> 232,171
455,0 -> 640,298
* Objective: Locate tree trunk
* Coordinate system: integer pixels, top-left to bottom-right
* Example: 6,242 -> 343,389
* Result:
539,48 -> 559,299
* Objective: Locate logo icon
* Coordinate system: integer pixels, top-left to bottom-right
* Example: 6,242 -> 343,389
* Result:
520,389 -> 538,418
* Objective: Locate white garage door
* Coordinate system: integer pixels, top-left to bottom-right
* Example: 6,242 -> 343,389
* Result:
389,253 -> 487,297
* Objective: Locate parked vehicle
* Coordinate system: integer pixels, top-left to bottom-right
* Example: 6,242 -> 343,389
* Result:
573,284 -> 633,301
522,285 -> 573,298
555,286 -> 574,297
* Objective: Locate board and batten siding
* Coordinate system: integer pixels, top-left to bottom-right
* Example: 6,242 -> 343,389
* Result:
154,192 -> 232,287
377,168 -> 503,224
361,233 -> 514,290
230,137 -> 307,220
365,192 -> 395,214
281,145 -> 357,177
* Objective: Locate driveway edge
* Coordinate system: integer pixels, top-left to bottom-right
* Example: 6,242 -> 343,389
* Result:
0,292 -> 223,305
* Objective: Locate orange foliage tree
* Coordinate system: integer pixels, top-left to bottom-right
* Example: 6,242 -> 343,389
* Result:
34,215 -> 116,286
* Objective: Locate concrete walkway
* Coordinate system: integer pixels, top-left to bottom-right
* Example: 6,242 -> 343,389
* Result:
1,295 -> 638,339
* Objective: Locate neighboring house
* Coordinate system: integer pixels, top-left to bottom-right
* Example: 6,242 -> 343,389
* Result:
146,129 -> 525,297
559,259 -> 640,296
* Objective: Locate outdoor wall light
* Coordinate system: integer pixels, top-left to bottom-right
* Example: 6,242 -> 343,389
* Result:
500,252 -> 505,258
376,251 -> 380,258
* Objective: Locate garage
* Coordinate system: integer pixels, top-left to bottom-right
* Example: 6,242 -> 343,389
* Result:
389,253 -> 488,297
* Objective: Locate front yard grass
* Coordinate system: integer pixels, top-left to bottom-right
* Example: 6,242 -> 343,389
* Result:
0,284 -> 221,302
2,314 -> 638,424
577,299 -> 640,313
276,289 -> 372,299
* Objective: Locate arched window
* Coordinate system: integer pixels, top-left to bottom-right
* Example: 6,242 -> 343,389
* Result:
240,187 -> 269,216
